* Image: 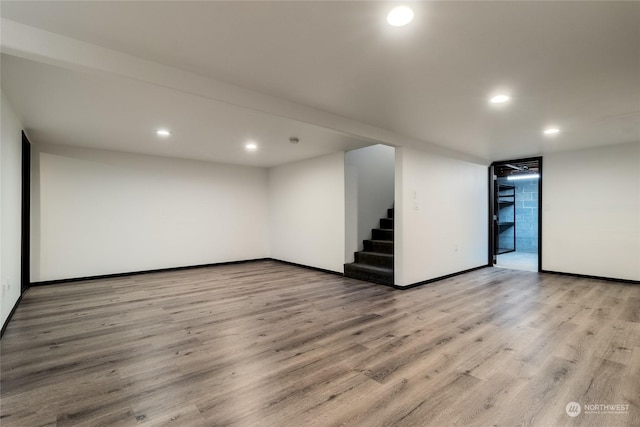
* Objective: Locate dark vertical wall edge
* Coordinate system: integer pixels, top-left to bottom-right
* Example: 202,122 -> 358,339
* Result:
21,131 -> 31,293
487,165 -> 495,266
537,157 -> 543,272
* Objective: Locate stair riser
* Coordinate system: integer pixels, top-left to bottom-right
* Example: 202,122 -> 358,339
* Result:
372,229 -> 393,241
355,253 -> 393,269
380,218 -> 394,229
344,264 -> 394,286
363,240 -> 393,254
387,208 -> 394,219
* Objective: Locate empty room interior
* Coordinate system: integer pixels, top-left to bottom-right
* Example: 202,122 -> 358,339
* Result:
1,2 -> 639,426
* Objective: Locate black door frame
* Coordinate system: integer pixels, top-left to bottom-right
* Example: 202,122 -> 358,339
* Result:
21,131 -> 31,293
488,156 -> 543,272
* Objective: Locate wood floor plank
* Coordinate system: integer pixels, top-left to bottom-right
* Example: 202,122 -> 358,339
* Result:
2,261 -> 639,426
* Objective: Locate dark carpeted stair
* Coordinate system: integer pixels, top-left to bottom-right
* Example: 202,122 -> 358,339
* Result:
344,208 -> 394,286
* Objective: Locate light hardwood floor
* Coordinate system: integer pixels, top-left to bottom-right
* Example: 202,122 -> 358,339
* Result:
1,261 -> 639,426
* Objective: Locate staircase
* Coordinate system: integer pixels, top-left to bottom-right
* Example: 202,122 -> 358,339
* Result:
344,208 -> 394,286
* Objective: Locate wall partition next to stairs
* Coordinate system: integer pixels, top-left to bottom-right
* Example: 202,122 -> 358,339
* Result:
395,147 -> 488,287
268,152 -> 345,273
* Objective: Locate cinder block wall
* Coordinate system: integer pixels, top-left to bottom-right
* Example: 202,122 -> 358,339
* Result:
514,180 -> 539,253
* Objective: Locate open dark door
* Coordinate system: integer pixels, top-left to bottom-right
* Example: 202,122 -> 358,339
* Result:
488,164 -> 498,265
21,131 -> 31,293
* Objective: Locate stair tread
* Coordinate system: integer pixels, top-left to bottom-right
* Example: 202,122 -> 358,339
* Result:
347,206 -> 395,285
380,218 -> 394,229
358,251 -> 393,258
363,239 -> 394,255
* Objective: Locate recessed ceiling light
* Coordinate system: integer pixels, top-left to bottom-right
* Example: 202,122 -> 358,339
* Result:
489,95 -> 510,104
544,128 -> 560,135
387,6 -> 414,27
156,129 -> 171,137
245,143 -> 258,151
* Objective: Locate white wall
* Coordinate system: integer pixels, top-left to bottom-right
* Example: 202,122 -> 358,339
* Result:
32,143 -> 269,282
345,144 -> 395,262
395,147 -> 488,286
543,142 -> 640,281
1,90 -> 23,328
269,152 -> 345,272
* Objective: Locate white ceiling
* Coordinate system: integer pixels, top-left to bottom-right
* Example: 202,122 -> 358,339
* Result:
0,54 -> 371,167
1,1 -> 639,166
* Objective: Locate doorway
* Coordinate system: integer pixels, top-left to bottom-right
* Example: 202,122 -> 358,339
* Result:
489,157 -> 542,272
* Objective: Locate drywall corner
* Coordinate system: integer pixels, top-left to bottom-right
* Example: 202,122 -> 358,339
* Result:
269,152 -> 346,272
